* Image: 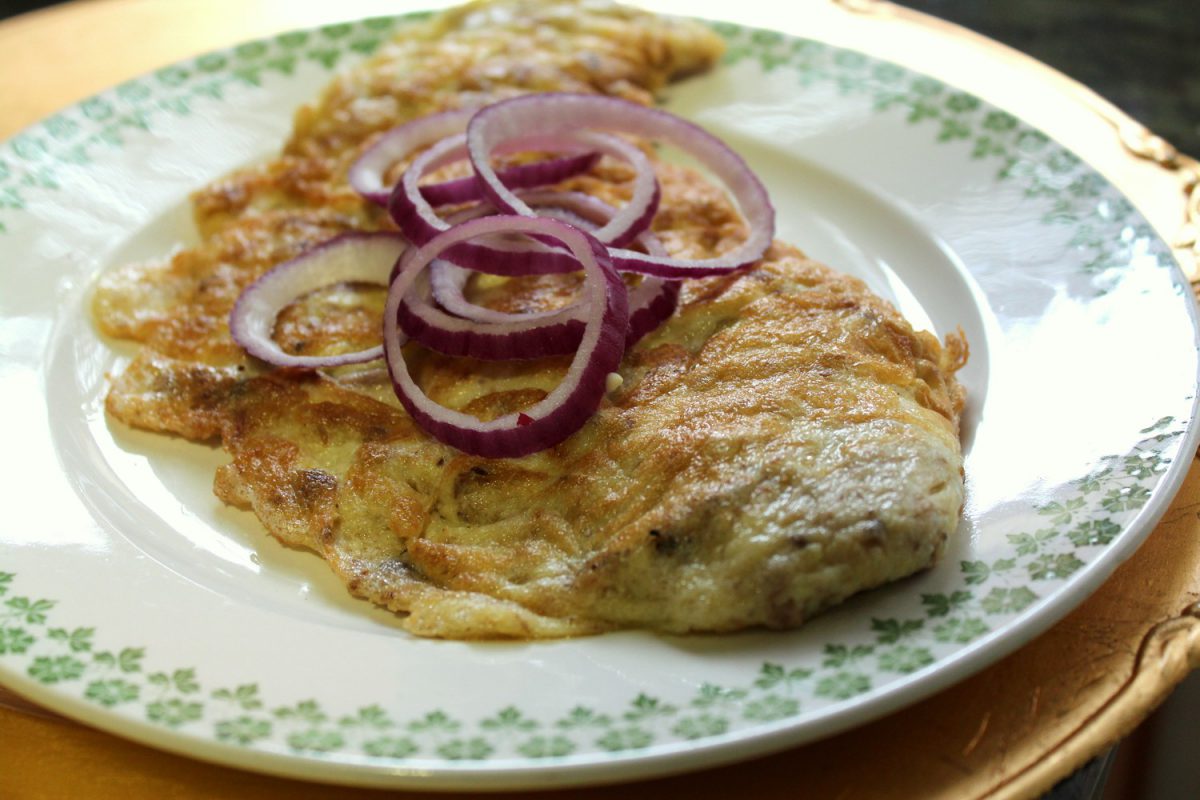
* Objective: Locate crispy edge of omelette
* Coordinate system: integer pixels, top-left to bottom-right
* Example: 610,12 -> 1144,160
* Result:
190,0 -> 726,239
196,231 -> 966,639
92,0 -> 969,639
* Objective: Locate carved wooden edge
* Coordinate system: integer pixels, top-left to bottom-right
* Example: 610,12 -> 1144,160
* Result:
989,606 -> 1200,799
827,3 -> 1200,795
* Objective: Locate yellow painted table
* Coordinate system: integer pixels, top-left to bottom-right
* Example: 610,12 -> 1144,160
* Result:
1,1 -> 1197,798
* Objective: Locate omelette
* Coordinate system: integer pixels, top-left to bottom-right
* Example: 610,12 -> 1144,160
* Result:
92,0 -> 967,638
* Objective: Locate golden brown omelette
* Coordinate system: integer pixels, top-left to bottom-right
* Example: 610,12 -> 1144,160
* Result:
92,0 -> 968,638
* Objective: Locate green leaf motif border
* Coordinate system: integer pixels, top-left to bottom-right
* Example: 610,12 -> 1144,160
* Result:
713,23 -> 1179,293
0,415 -> 1185,763
0,13 -> 423,234
0,16 -> 1192,767
0,14 -> 1183,294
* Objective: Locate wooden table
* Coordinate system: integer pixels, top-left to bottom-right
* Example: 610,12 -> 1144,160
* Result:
2,1 -> 1197,797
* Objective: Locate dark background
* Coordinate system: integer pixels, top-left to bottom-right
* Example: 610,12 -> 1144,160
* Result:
0,0 -> 1195,798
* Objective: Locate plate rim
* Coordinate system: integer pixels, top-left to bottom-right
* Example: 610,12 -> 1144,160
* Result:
1,7 -> 1197,791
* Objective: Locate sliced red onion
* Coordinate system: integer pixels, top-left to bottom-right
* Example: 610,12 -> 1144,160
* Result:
517,189 -> 648,232
627,277 -> 681,344
349,109 -> 601,208
348,109 -> 475,206
412,198 -> 586,331
419,151 -> 599,208
409,262 -> 674,357
420,263 -> 677,352
467,93 -> 775,277
475,139 -> 659,250
423,191 -> 615,325
388,133 -> 576,276
230,233 -> 405,368
398,270 -> 585,359
428,262 -> 564,325
389,130 -> 660,274
383,216 -> 627,457
422,191 -> 679,348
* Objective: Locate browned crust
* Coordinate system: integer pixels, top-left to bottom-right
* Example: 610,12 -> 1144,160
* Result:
92,0 -> 966,639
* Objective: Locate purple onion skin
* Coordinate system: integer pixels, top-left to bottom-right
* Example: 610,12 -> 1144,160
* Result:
384,217 -> 629,459
468,93 -> 776,278
418,151 -> 600,208
229,232 -> 405,369
401,276 -> 676,356
388,178 -> 584,276
369,93 -> 780,454
626,279 -> 680,346
397,296 -> 586,359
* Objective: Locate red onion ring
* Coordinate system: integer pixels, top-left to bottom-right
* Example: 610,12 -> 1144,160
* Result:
401,261 -> 676,358
467,93 -> 775,278
229,233 -> 405,369
234,95 -> 778,456
388,130 -> 660,275
420,191 -> 679,349
397,270 -> 584,359
348,110 -> 473,206
350,108 -> 600,207
383,216 -> 628,457
420,151 -> 599,208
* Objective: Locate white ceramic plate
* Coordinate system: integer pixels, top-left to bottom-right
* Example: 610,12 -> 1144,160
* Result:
0,12 -> 1196,791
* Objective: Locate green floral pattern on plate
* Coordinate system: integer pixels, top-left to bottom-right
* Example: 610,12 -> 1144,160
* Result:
713,22 -> 1175,292
0,415 -> 1185,760
0,15 -> 1192,768
0,13 -> 421,234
